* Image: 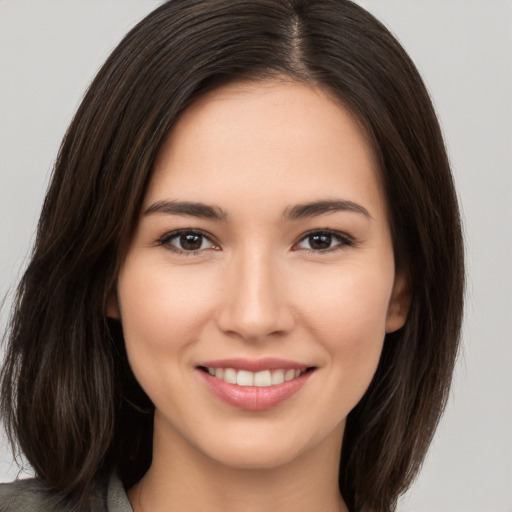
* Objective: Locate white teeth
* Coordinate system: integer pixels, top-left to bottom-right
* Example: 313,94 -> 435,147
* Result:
253,370 -> 272,387
205,367 -> 305,386
237,370 -> 254,386
284,369 -> 296,382
271,369 -> 285,385
223,368 -> 237,384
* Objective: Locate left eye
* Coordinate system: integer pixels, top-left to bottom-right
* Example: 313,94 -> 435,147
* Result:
159,230 -> 216,253
295,230 -> 352,252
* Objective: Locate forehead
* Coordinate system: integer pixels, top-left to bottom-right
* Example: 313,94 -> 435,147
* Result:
146,79 -> 384,218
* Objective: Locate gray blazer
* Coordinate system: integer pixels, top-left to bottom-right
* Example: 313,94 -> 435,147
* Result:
0,473 -> 132,512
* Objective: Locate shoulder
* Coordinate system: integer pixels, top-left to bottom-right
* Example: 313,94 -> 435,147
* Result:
0,473 -> 130,512
0,473 -> 131,512
0,478 -> 69,511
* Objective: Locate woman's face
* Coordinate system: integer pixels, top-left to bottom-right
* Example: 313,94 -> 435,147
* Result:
110,80 -> 408,470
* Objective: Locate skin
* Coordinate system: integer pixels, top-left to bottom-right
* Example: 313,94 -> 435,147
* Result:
109,79 -> 409,512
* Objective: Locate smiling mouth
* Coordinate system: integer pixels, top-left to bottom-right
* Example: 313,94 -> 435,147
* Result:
197,366 -> 315,387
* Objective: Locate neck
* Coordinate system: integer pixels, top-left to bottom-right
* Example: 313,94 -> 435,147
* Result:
128,415 -> 348,512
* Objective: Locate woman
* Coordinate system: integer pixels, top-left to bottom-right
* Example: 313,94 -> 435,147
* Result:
0,1 -> 464,511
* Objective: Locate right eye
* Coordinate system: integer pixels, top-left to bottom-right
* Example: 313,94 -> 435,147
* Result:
157,230 -> 218,255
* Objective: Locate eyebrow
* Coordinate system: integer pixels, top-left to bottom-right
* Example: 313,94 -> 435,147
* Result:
144,200 -> 228,221
144,199 -> 371,222
284,200 -> 372,221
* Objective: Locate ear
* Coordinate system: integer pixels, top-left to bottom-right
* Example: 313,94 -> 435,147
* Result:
106,290 -> 121,320
385,271 -> 411,334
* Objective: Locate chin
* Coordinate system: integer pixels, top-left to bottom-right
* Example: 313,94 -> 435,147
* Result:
189,419 -> 344,471
215,441 -> 300,469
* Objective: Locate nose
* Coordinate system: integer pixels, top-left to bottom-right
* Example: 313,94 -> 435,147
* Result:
216,249 -> 295,342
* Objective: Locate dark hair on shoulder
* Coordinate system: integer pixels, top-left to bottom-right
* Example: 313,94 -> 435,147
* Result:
0,1 -> 464,511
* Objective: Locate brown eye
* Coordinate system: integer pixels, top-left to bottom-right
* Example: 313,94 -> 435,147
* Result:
295,230 -> 353,252
308,233 -> 333,250
159,230 -> 216,254
179,233 -> 203,251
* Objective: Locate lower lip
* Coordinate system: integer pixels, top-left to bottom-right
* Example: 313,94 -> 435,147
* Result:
198,370 -> 312,411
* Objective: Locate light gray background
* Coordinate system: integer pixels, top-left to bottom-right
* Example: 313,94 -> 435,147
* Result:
1,1 -> 511,511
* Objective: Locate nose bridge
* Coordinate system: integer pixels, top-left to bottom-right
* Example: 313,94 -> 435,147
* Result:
217,244 -> 293,341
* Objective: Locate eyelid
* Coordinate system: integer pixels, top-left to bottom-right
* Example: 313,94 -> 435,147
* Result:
155,228 -> 354,255
156,228 -> 220,254
293,229 -> 355,252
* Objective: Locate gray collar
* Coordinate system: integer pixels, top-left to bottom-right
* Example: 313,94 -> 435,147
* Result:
107,472 -> 134,512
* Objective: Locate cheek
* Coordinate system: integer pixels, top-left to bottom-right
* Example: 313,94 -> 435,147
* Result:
300,259 -> 392,322
116,258 -> 216,363
295,261 -> 393,374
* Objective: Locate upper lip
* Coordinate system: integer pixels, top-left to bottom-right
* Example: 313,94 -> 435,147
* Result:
198,357 -> 311,372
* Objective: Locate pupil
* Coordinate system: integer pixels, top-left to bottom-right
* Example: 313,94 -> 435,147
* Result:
180,233 -> 202,250
309,233 -> 331,250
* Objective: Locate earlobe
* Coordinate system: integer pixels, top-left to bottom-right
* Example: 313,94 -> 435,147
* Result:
385,272 -> 411,333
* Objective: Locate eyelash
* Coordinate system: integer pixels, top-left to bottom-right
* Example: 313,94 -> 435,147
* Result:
156,229 -> 218,256
296,230 -> 355,254
156,229 -> 355,256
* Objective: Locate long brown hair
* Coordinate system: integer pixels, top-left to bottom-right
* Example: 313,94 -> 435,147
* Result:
1,1 -> 464,510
